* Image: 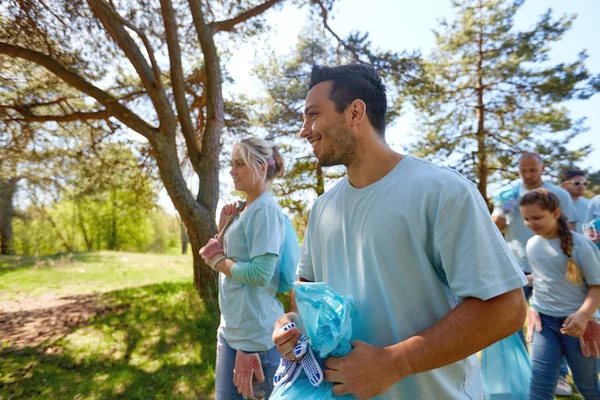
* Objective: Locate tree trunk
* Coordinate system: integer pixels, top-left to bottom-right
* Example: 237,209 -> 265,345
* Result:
77,203 -> 93,251
180,218 -> 189,255
109,189 -> 118,250
0,178 -> 18,255
316,163 -> 325,196
475,0 -> 488,201
150,133 -> 218,299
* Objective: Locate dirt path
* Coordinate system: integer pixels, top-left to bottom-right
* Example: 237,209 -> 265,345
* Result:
0,293 -> 122,349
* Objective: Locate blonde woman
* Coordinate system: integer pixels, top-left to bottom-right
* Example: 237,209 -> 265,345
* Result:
200,137 -> 291,399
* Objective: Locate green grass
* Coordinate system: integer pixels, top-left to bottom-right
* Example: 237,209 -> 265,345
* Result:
0,252 -> 218,399
0,251 -> 589,399
0,251 -> 193,300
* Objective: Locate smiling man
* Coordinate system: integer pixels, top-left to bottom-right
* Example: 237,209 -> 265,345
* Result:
271,64 -> 527,399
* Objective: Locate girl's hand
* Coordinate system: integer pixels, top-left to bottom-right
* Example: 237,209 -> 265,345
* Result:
561,311 -> 591,338
218,202 -> 239,232
526,308 -> 542,342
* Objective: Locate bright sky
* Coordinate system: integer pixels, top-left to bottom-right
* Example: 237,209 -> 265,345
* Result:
161,0 -> 600,212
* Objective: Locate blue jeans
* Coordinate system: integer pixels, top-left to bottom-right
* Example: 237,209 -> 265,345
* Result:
215,334 -> 281,399
521,284 -> 569,378
529,314 -> 600,399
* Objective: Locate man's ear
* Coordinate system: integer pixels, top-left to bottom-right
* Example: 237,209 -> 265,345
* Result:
348,99 -> 367,128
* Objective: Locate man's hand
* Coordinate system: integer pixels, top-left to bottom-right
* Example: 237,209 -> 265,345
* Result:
233,351 -> 264,399
272,312 -> 302,361
324,341 -> 406,400
526,308 -> 542,342
561,311 -> 590,338
580,320 -> 600,359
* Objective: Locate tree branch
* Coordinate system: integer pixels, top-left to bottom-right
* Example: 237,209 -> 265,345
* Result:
311,0 -> 365,63
0,42 -> 158,138
1,105 -> 110,122
87,0 -> 177,134
210,0 -> 283,33
160,0 -> 202,170
97,0 -> 163,89
188,0 -> 223,212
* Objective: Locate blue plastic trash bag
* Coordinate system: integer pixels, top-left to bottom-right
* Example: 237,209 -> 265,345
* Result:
584,219 -> 600,250
481,332 -> 531,400
492,184 -> 520,214
270,282 -> 354,400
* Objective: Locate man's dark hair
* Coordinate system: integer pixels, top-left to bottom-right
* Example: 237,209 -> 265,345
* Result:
561,169 -> 586,182
309,64 -> 387,136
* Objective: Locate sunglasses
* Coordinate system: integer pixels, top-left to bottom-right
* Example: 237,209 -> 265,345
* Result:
571,181 -> 589,186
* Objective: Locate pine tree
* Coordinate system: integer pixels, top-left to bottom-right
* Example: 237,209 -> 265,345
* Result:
408,0 -> 600,199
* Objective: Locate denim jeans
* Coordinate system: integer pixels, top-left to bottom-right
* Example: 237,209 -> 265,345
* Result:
521,285 -> 569,378
215,334 -> 281,399
529,313 -> 600,399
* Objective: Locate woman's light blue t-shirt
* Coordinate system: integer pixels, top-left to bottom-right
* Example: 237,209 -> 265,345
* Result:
297,156 -> 527,400
218,192 -> 285,351
527,232 -> 600,318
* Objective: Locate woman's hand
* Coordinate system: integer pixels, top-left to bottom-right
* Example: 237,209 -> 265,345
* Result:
199,238 -> 225,270
219,203 -> 239,232
561,311 -> 591,338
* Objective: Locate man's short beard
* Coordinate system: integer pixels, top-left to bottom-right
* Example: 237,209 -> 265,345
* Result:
316,125 -> 359,168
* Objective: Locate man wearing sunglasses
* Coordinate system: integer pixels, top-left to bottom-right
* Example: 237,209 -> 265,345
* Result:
561,170 -> 590,234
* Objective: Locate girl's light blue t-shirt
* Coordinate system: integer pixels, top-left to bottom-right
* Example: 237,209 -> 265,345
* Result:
297,155 -> 527,400
527,232 -> 600,318
218,192 -> 285,351
492,182 -> 577,273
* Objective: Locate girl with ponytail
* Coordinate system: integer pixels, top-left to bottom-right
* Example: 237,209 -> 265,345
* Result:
520,189 -> 600,399
199,137 -> 297,399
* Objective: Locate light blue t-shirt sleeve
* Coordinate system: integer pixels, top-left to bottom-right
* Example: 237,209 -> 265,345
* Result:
434,182 -> 527,301
230,253 -> 278,287
585,195 -> 600,224
244,205 -> 285,259
296,207 -> 316,282
577,235 -> 600,285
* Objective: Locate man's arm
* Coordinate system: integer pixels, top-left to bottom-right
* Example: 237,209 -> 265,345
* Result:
325,288 -> 526,400
493,215 -> 506,232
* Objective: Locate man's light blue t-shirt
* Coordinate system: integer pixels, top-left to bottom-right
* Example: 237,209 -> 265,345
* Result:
219,192 -> 285,351
297,156 -> 526,400
492,181 -> 577,273
585,195 -> 600,225
527,232 -> 600,318
573,197 -> 590,234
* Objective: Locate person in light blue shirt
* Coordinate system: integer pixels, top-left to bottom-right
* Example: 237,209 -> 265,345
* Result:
272,64 -> 527,400
561,170 -> 590,234
520,189 -> 600,400
199,137 -> 292,400
492,153 -> 578,292
584,195 -> 600,248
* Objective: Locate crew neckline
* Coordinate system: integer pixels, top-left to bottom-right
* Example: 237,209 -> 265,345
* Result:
344,155 -> 411,195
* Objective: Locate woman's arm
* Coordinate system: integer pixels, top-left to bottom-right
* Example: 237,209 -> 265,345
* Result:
215,253 -> 278,286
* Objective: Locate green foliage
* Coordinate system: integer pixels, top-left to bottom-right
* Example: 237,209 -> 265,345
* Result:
408,0 -> 600,197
